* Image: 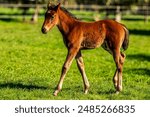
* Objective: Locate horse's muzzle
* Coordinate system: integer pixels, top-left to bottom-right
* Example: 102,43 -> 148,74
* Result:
41,28 -> 47,34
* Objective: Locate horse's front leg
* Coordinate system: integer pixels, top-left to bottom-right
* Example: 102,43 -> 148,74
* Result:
76,51 -> 90,94
54,47 -> 79,96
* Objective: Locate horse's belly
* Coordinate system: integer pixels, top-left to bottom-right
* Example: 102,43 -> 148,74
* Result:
81,37 -> 103,49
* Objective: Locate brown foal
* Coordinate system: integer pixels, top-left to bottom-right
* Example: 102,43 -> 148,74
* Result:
41,3 -> 129,96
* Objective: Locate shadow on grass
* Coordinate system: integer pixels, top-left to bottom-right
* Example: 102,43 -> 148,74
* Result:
0,82 -> 49,90
127,54 -> 150,76
97,89 -> 115,95
0,17 -> 21,22
129,29 -> 150,36
126,68 -> 150,76
127,54 -> 150,62
123,17 -> 146,21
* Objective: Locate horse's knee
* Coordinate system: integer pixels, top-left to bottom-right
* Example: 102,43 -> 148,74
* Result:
62,63 -> 70,73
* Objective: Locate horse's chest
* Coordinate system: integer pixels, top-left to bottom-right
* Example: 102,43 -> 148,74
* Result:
81,32 -> 104,49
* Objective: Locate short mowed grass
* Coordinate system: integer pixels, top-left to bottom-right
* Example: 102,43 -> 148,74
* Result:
0,15 -> 150,99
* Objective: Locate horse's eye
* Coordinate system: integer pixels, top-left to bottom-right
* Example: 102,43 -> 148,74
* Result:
51,15 -> 55,20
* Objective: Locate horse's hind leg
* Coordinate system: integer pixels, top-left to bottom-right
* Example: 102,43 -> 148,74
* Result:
113,50 -> 125,94
113,52 -> 125,90
118,52 -> 126,91
113,69 -> 118,89
76,51 -> 90,94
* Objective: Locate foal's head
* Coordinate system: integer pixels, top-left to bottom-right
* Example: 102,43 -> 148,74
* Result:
41,3 -> 60,34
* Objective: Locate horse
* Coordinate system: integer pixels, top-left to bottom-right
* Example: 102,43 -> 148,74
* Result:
41,3 -> 129,96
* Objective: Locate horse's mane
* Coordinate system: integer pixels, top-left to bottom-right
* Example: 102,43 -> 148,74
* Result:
48,3 -> 79,20
60,7 -> 79,20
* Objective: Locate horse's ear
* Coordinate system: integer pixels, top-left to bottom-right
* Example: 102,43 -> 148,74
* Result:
57,3 -> 61,8
47,2 -> 52,9
54,3 -> 61,11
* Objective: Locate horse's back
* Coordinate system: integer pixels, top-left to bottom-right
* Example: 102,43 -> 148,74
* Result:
100,20 -> 125,35
78,21 -> 106,49
99,20 -> 127,52
69,20 -> 126,50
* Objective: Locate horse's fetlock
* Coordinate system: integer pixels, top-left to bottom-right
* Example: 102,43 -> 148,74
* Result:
86,84 -> 90,89
117,85 -> 122,92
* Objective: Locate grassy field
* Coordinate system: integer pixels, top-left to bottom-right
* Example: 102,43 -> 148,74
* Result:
0,12 -> 149,99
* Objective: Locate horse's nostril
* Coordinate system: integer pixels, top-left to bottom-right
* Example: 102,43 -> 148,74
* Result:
42,28 -> 47,34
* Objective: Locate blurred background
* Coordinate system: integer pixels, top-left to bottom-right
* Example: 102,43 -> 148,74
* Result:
0,0 -> 149,22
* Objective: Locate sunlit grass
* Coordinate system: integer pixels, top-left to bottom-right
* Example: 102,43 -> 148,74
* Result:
0,13 -> 150,99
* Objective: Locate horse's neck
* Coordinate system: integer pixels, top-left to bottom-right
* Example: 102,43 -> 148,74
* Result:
57,9 -> 76,35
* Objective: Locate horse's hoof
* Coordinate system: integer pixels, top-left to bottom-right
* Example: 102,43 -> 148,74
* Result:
53,93 -> 57,96
84,89 -> 89,94
53,90 -> 59,96
115,91 -> 120,95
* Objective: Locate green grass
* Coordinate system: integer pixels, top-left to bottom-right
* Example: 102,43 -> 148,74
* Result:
0,14 -> 150,99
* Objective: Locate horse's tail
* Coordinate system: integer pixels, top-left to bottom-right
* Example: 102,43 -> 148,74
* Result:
122,26 -> 129,51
